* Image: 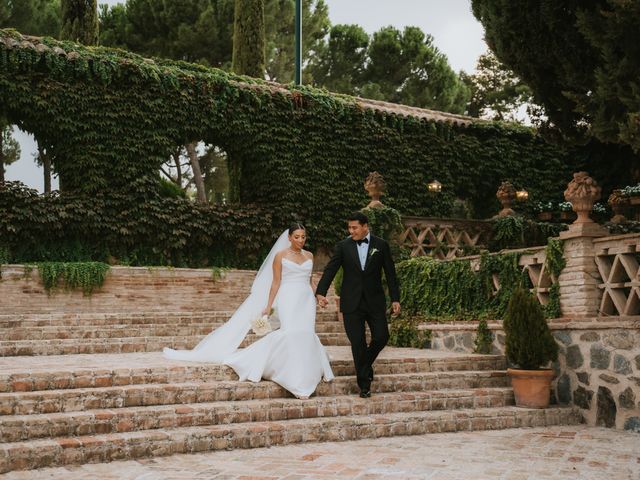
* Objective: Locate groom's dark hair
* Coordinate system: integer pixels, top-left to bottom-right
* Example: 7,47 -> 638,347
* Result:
347,211 -> 368,225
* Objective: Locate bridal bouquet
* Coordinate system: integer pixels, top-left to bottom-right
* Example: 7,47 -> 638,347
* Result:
251,308 -> 280,336
251,315 -> 272,336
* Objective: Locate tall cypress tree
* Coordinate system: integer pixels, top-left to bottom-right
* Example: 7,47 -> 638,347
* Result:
232,0 -> 265,78
60,0 -> 98,45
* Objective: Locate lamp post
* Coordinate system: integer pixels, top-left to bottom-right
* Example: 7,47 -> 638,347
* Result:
295,0 -> 302,85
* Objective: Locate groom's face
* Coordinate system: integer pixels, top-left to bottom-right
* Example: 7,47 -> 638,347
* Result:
348,221 -> 369,241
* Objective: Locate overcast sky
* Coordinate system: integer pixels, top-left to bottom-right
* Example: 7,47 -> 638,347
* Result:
6,0 -> 487,191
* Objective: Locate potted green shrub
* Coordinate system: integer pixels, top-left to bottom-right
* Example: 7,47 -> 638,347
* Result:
503,288 -> 559,408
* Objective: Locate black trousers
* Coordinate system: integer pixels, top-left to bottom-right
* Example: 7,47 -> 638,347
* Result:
342,296 -> 389,390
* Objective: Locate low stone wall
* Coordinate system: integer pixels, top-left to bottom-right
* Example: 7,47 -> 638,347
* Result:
425,318 -> 640,432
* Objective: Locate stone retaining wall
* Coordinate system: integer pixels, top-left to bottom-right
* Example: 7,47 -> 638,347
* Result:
0,265 -> 251,314
425,319 -> 640,432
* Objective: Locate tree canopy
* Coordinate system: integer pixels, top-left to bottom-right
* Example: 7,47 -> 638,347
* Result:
472,0 -> 640,153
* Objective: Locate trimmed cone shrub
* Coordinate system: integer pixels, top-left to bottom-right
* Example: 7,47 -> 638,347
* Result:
503,288 -> 559,369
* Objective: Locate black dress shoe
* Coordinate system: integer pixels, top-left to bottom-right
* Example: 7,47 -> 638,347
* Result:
359,389 -> 371,398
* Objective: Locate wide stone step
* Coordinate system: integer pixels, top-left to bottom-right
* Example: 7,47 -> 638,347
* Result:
0,387 -> 516,442
0,406 -> 582,473
2,321 -> 346,341
0,351 -> 506,393
0,371 -> 509,415
0,332 -> 352,356
0,310 -> 340,328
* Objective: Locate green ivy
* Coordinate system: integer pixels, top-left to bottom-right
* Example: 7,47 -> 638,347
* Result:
0,29 -> 579,256
388,315 -> 431,348
474,319 -> 494,354
543,237 -> 566,318
490,216 -> 566,251
397,251 -> 525,321
37,261 -> 110,295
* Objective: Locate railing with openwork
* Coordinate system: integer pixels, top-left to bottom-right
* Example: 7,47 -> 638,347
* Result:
400,216 -> 491,260
593,233 -> 640,316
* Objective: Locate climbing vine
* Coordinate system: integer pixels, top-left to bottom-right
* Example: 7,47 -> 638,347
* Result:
543,237 -> 566,318
0,29 -> 578,259
37,261 -> 110,295
397,251 -> 525,321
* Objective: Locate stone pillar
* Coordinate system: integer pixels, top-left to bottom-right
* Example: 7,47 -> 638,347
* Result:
558,172 -> 607,318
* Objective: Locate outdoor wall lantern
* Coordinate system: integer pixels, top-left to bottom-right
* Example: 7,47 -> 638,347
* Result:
427,179 -> 442,193
516,189 -> 529,202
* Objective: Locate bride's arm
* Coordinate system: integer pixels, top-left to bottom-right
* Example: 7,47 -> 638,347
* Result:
262,252 -> 283,315
308,252 -> 318,291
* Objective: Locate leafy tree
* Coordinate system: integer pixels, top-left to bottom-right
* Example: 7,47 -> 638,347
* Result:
0,0 -> 61,37
472,0 -> 640,153
264,0 -> 329,83
0,122 -> 20,184
462,51 -> 536,122
232,0 -> 265,77
307,23 -> 368,94
362,26 -> 469,113
100,0 -> 236,67
60,0 -> 98,45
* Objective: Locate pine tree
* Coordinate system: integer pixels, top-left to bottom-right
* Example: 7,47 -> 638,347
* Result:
60,0 -> 98,45
232,0 -> 265,78
503,288 -> 558,370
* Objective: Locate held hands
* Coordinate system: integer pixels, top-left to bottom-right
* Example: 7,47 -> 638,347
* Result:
316,294 -> 329,308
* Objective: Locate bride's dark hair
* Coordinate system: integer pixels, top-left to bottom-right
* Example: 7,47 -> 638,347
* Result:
288,222 -> 305,235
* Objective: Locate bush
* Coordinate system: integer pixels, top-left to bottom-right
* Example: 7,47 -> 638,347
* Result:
474,319 -> 493,354
503,288 -> 558,369
388,316 -> 430,348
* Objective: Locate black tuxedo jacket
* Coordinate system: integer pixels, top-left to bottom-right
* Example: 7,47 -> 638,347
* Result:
316,235 -> 400,315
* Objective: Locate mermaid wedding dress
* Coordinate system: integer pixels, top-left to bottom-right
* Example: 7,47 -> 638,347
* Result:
163,230 -> 334,398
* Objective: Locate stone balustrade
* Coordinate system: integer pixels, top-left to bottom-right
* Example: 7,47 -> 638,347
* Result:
400,216 -> 491,259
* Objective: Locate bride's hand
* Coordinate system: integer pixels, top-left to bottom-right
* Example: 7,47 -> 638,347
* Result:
261,307 -> 270,316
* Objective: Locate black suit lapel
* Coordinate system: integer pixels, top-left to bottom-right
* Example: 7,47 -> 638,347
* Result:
363,236 -> 377,271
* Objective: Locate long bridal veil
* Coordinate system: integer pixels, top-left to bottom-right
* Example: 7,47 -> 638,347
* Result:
163,230 -> 291,362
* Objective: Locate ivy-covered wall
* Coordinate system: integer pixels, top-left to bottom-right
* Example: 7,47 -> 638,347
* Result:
0,29 -> 578,259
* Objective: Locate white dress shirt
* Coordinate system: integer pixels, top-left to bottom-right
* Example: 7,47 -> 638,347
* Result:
356,233 -> 371,270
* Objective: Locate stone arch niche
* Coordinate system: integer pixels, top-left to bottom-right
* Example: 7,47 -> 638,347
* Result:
160,139 -> 230,204
1,123 -> 59,193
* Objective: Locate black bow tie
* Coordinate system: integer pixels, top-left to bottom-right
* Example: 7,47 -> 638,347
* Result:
356,238 -> 369,246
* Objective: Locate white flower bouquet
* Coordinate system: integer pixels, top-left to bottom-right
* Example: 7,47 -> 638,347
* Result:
251,307 -> 280,336
251,314 -> 272,336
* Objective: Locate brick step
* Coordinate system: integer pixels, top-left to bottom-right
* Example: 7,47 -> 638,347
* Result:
0,388 -> 515,442
0,351 -> 506,393
0,332 -> 352,356
2,321 -> 346,341
0,371 -> 509,415
0,310 -> 340,328
0,406 -> 582,473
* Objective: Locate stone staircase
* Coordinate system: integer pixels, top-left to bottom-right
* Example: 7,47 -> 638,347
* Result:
0,346 -> 582,474
0,311 -> 350,356
0,267 -> 583,473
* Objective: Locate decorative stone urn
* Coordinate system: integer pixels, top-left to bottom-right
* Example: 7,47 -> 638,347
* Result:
608,190 -> 629,224
563,171 -> 601,224
495,181 -> 517,217
364,171 -> 386,209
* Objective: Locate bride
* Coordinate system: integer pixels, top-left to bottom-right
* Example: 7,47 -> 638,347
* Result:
163,223 -> 334,399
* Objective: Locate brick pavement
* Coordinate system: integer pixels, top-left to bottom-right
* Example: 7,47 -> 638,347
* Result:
2,426 -> 637,479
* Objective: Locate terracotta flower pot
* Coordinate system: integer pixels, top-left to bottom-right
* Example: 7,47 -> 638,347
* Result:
507,368 -> 554,408
537,212 -> 553,221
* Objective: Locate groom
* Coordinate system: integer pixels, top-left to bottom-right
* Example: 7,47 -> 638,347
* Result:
316,211 -> 401,398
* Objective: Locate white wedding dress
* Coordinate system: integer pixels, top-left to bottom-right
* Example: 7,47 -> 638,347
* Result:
163,230 -> 334,398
